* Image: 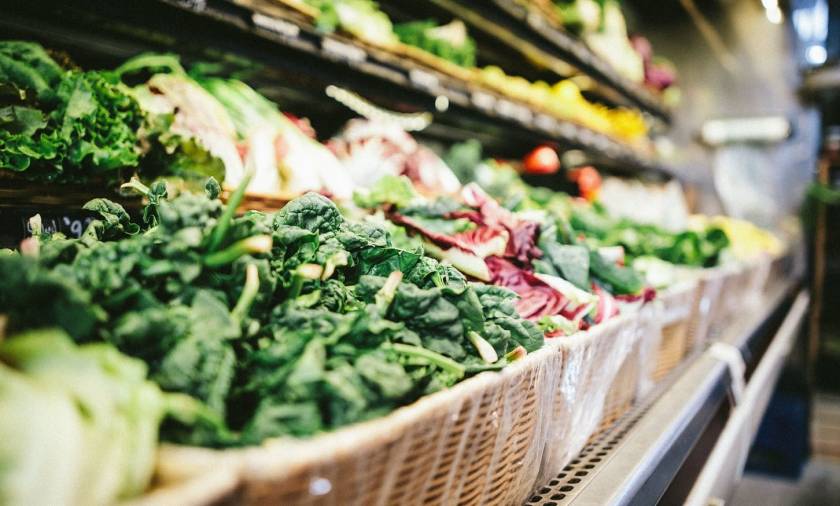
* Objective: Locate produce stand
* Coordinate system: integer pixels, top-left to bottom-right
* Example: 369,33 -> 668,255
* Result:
0,1 -> 807,505
526,274 -> 807,505
1,0 -> 670,176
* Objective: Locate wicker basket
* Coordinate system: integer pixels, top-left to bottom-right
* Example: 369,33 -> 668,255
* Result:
596,299 -> 666,435
538,313 -> 641,482
153,343 -> 562,506
710,264 -> 749,332
683,267 -> 729,352
651,281 -> 701,381
596,337 -> 641,436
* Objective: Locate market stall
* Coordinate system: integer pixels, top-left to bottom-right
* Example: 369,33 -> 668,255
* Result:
0,1 -> 807,505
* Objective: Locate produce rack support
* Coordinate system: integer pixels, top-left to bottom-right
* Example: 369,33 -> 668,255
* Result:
526,276 -> 806,505
0,0 -> 673,177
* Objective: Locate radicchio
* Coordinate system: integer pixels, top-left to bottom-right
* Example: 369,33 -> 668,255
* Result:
328,119 -> 462,194
459,184 -> 542,264
486,257 -> 594,325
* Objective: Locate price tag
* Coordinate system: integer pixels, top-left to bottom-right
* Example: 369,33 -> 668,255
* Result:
578,128 -> 595,145
471,91 -> 496,111
252,13 -> 300,38
496,100 -> 532,123
512,104 -> 533,123
322,38 -> 366,63
23,214 -> 93,238
496,98 -> 517,119
558,122 -> 578,140
173,0 -> 206,12
535,114 -> 555,132
409,69 -> 439,90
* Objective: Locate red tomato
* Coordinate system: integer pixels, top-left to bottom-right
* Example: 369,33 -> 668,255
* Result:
569,166 -> 601,201
523,145 -> 560,174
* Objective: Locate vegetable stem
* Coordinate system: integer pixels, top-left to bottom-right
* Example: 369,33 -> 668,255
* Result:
287,263 -> 324,299
504,346 -> 527,363
467,331 -> 498,363
120,177 -> 151,197
375,271 -> 403,313
231,263 -> 259,324
385,342 -> 466,379
203,235 -> 272,267
207,170 -> 253,252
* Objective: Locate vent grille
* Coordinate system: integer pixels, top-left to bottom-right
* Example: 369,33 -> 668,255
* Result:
525,354 -> 698,505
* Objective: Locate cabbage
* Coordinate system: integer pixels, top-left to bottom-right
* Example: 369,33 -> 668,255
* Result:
0,329 -> 173,505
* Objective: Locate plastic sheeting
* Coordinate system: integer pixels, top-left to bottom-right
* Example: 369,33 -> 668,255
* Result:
136,260 -> 779,506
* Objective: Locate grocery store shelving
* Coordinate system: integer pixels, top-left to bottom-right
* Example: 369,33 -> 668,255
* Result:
390,0 -> 672,122
0,0 -> 674,178
527,275 -> 806,505
802,64 -> 840,94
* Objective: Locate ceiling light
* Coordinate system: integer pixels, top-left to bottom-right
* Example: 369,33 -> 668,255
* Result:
766,6 -> 784,24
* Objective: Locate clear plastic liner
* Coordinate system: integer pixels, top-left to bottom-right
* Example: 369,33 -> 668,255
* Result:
635,299 -> 665,398
537,313 -> 641,484
139,258 -> 791,506
652,280 -> 702,380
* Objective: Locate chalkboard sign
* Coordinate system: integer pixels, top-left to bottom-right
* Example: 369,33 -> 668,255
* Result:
0,207 -> 98,249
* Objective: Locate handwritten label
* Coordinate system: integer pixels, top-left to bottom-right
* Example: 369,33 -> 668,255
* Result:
409,69 -> 439,90
494,100 -> 531,124
558,122 -> 578,140
252,13 -> 300,38
173,0 -> 206,12
24,215 -> 94,238
322,38 -> 366,63
471,91 -> 496,111
578,128 -> 595,145
535,114 -> 556,132
496,99 -> 517,118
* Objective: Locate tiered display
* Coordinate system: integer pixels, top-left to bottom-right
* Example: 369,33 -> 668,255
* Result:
0,2 -> 788,505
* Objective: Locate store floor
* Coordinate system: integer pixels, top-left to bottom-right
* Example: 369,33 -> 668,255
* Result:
731,458 -> 840,505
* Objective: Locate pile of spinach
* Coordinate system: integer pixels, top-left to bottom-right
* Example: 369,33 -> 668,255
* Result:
0,176 -> 542,446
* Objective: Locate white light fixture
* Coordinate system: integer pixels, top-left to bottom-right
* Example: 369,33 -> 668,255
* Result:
701,116 -> 791,145
766,6 -> 784,24
806,44 -> 828,65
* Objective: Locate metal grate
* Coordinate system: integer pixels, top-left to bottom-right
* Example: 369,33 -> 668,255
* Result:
525,357 -> 696,505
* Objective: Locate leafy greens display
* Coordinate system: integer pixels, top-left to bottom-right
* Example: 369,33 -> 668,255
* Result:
0,175 -> 542,447
0,41 -> 142,182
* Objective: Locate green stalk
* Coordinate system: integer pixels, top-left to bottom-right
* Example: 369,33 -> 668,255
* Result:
287,263 -> 324,300
120,177 -> 151,197
375,271 -> 403,314
467,331 -> 498,364
203,235 -> 272,268
504,346 -> 527,363
231,263 -> 260,323
385,342 -> 466,379
207,170 -> 253,253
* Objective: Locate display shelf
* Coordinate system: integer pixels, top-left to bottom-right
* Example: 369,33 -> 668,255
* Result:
400,0 -> 671,122
802,64 -> 840,95
0,0 -> 672,178
527,276 -> 806,505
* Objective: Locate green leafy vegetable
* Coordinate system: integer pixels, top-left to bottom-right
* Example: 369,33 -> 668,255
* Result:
0,41 -> 142,181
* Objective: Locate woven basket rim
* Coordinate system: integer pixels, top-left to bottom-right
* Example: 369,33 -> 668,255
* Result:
155,334 -> 565,481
